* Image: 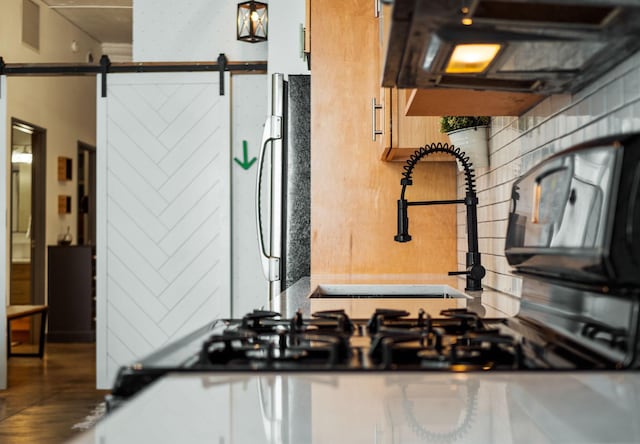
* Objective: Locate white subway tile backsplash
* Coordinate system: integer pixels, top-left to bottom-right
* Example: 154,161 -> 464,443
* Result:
550,94 -> 571,111
608,110 -> 624,134
479,238 -> 509,256
597,118 -> 609,137
475,173 -> 490,191
633,101 -> 640,129
623,69 -> 640,101
456,51 -> 640,297
606,81 -> 624,112
576,99 -> 590,128
563,105 -> 579,134
478,219 -> 508,238
457,251 -> 466,265
589,89 -> 606,117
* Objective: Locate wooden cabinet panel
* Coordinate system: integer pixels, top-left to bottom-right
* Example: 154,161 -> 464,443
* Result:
378,4 -> 452,162
405,88 -> 544,116
47,246 -> 95,342
10,263 -> 31,305
381,87 -> 453,162
311,0 -> 456,276
304,0 -> 311,57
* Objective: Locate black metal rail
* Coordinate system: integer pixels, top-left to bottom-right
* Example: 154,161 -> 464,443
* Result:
0,53 -> 267,97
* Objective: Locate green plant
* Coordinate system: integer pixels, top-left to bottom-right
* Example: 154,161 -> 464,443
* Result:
440,116 -> 490,133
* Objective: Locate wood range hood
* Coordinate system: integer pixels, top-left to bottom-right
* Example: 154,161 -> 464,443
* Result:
383,0 -> 640,116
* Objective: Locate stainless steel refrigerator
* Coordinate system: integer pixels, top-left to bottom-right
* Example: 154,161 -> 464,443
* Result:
256,73 -> 311,310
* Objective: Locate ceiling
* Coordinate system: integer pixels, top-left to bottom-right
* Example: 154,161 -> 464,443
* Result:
41,0 -> 132,44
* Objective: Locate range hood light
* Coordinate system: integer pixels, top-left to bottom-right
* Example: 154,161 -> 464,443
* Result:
445,44 -> 502,73
460,6 -> 472,25
421,35 -> 442,70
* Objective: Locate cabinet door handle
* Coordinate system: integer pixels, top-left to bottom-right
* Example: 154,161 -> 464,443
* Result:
371,98 -> 383,141
300,24 -> 305,59
374,0 -> 380,17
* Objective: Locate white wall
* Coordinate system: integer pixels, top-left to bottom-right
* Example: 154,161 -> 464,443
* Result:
0,0 -> 101,63
266,0 -> 310,118
1,0 -> 101,270
0,0 -> 101,389
267,0 -> 309,77
456,50 -> 640,298
133,0 -> 267,62
10,76 -> 98,249
231,74 -> 269,316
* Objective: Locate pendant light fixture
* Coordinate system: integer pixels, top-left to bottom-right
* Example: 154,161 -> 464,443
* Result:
237,1 -> 268,43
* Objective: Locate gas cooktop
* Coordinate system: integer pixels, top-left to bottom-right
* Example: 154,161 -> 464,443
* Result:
195,308 -> 524,371
108,303 -> 622,410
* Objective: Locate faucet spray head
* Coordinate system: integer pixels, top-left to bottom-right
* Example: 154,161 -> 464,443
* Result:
394,199 -> 412,242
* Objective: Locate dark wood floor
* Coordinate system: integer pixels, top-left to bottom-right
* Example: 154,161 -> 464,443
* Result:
0,343 -> 109,444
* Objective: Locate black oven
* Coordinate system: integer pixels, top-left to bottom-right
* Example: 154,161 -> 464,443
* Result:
505,132 -> 640,287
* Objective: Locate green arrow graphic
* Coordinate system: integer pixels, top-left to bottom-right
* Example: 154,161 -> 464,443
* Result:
234,140 -> 257,170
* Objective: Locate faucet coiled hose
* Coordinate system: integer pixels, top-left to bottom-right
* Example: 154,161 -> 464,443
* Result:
401,379 -> 480,443
400,143 -> 476,199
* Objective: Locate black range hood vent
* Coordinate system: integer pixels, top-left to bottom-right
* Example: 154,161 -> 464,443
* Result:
473,1 -> 617,26
383,0 -> 640,96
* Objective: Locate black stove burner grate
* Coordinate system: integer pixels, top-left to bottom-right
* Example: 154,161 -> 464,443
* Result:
108,304 -> 630,410
195,308 -> 528,371
367,309 -> 525,371
197,309 -> 355,369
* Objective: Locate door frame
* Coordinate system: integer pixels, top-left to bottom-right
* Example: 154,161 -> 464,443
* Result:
77,141 -> 96,246
10,118 -> 46,306
1,75 -> 7,389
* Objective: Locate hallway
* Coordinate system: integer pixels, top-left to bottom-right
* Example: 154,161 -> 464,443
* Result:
0,343 -> 108,443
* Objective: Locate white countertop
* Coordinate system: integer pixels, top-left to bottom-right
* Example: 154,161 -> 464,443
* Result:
69,370 -> 640,444
67,277 -> 639,443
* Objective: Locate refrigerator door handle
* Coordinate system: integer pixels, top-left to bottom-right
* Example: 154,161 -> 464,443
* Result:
256,115 -> 282,282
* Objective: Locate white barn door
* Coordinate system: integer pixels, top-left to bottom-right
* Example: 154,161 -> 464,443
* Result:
96,72 -> 231,388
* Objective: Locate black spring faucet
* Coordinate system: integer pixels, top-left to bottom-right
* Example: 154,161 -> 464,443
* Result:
395,143 -> 485,291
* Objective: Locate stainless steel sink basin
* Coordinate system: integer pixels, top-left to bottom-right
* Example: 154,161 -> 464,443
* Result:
309,284 -> 468,299
308,284 -> 470,318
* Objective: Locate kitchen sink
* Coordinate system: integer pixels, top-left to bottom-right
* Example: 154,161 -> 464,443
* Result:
308,284 -> 470,318
309,284 -> 469,299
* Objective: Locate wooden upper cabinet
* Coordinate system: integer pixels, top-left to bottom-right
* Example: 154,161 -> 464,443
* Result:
405,88 -> 545,116
377,4 -> 451,163
381,88 -> 452,162
311,0 -> 457,277
304,0 -> 311,64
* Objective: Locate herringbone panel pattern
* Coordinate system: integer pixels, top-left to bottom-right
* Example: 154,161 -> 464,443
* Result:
101,73 -> 230,384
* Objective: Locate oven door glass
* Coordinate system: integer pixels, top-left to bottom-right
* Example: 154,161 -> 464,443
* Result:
506,146 -> 617,255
